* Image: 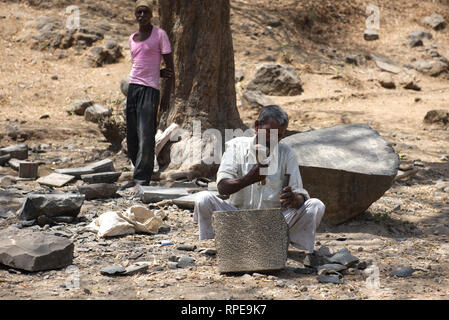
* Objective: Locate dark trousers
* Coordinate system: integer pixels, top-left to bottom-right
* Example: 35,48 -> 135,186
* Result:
126,83 -> 160,185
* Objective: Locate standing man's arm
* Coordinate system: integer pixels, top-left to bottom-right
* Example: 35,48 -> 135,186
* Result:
160,52 -> 174,111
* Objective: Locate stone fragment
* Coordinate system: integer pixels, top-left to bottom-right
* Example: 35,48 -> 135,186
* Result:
241,90 -> 274,110
84,104 -> 112,123
327,248 -> 359,267
407,30 -> 432,41
85,158 -> 115,173
81,172 -> 121,184
77,183 -> 118,200
282,124 -> 399,224
212,208 -> 289,273
412,60 -> 448,77
0,228 -> 74,272
100,265 -> 126,276
246,64 -> 303,96
364,29 -> 379,41
177,245 -> 197,252
67,99 -> 94,116
422,13 -> 446,30
177,256 -> 196,268
0,144 -> 28,160
317,274 -> 343,284
370,54 -> 401,74
19,161 -> 39,179
390,266 -> 415,277
54,167 -> 95,179
37,173 -> 75,187
18,193 -> 84,221
378,73 -> 396,89
139,186 -> 189,203
124,262 -> 150,275
172,191 -> 220,209
424,109 -> 449,126
317,264 -> 347,275
0,154 -> 11,166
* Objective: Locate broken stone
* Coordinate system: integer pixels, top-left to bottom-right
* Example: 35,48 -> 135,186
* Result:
37,173 -> 76,187
77,183 -> 118,200
317,264 -> 347,275
54,167 -> 95,179
0,228 -> 74,272
0,144 -> 28,160
407,30 -> 432,41
84,104 -> 112,123
390,266 -> 415,277
424,109 -> 449,126
171,191 -> 220,209
212,208 -> 289,273
18,161 -> 39,179
177,245 -> 197,252
177,256 -> 196,268
364,29 -> 379,41
378,73 -> 396,89
370,54 -> 401,74
327,248 -> 359,267
422,13 -> 446,30
85,158 -> 115,173
7,158 -> 22,171
81,171 -> 121,184
100,265 -> 126,276
241,90 -> 275,110
0,175 -> 15,188
246,64 -> 303,96
139,186 -> 189,203
124,262 -> 150,275
0,154 -> 11,166
303,252 -> 329,268
282,124 -> 399,224
317,274 -> 343,284
67,99 -> 94,116
412,60 -> 448,77
18,193 -> 84,221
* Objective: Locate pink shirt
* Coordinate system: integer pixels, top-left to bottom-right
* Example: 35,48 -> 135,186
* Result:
129,26 -> 172,90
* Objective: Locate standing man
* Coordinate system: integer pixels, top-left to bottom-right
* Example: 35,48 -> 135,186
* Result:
125,0 -> 174,187
194,105 -> 326,253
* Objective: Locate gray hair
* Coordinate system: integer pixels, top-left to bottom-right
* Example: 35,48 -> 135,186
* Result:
257,105 -> 289,127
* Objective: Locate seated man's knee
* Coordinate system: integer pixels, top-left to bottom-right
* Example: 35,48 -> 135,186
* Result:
305,198 -> 326,217
195,191 -> 215,209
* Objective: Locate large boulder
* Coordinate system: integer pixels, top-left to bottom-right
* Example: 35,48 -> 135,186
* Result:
212,208 -> 289,273
18,193 -> 85,221
422,13 -> 446,30
0,227 -> 74,272
246,64 -> 303,96
282,124 -> 399,225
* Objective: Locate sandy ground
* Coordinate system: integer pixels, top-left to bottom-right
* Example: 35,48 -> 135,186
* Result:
0,0 -> 448,300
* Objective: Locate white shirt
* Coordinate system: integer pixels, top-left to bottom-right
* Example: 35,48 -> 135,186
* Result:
216,136 -> 310,209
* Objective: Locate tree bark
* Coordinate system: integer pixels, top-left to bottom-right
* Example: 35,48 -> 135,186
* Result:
158,0 -> 244,179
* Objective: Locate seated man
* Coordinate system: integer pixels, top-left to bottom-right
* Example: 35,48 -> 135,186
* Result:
193,105 -> 325,253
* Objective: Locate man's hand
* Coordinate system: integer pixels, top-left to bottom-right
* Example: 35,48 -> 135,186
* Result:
160,68 -> 173,78
280,186 -> 305,209
242,163 -> 269,185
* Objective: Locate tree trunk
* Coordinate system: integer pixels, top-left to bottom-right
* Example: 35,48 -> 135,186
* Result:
158,0 -> 244,180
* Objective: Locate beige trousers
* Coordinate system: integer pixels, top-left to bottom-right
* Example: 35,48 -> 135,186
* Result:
193,191 -> 325,253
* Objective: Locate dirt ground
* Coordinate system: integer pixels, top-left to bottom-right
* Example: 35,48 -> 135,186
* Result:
0,0 -> 448,300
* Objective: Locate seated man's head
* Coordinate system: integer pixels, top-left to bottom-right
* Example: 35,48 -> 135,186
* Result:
255,105 -> 289,149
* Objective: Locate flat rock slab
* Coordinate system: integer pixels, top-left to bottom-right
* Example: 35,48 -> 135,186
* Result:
371,54 -> 401,74
37,173 -> 76,187
0,228 -> 74,272
390,266 -> 415,277
139,186 -> 189,203
55,167 -> 95,179
282,124 -> 399,224
327,248 -> 359,267
212,208 -> 289,273
172,191 -> 220,209
317,274 -> 343,284
317,264 -> 347,275
100,265 -> 126,276
81,171 -> 121,184
85,159 -> 115,173
77,183 -> 118,200
18,193 -> 85,221
0,144 -> 28,160
0,154 -> 11,166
